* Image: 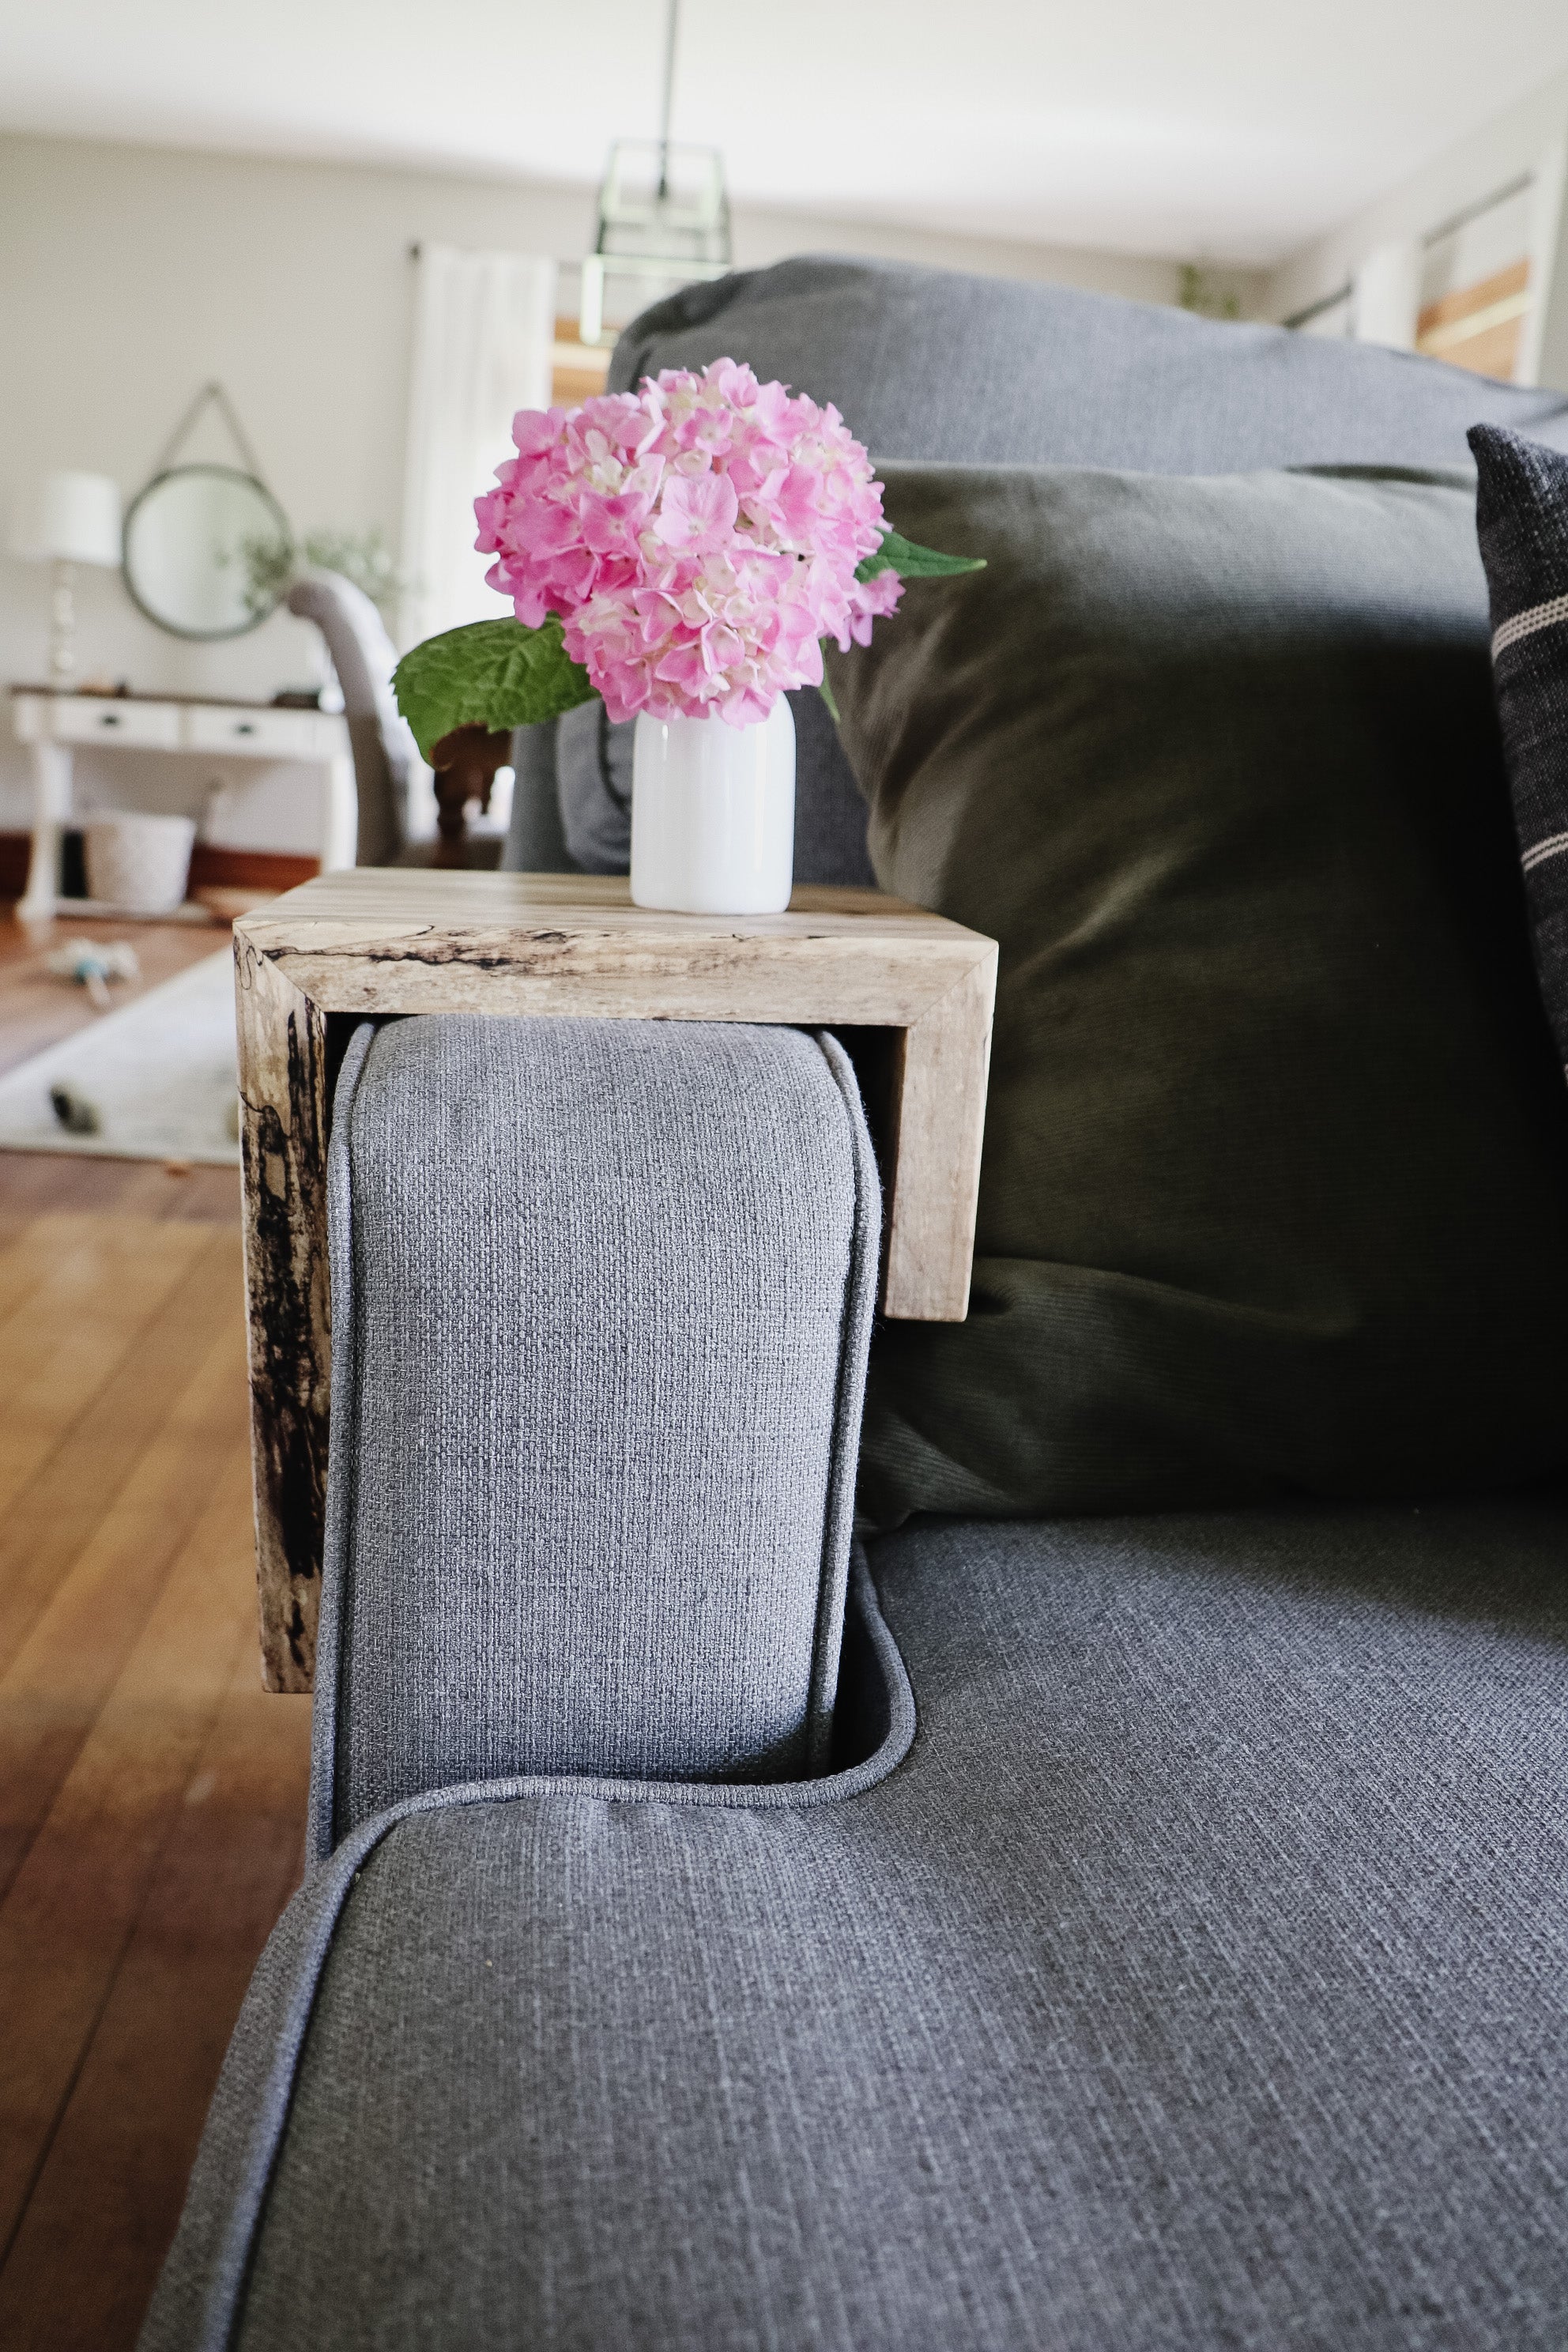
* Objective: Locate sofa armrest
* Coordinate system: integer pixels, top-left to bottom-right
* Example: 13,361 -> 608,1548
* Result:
499,718 -> 576,872
308,1014 -> 880,1858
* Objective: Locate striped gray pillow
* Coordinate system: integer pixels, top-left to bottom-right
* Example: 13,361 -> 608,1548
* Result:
1469,425 -> 1568,1069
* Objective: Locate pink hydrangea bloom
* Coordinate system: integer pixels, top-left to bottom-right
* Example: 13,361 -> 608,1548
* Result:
473,359 -> 903,726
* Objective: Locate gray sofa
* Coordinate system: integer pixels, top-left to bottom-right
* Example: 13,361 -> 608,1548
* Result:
503,253 -> 1568,888
145,263 -> 1568,2350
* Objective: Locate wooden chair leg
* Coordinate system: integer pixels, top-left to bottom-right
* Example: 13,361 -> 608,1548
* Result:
430,724 -> 513,869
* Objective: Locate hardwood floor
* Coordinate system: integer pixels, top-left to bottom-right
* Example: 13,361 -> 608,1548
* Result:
0,906 -> 311,2349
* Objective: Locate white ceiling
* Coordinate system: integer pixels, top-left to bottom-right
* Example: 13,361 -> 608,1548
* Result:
4,0 -> 1568,266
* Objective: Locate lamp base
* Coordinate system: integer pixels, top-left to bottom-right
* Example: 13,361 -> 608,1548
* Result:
47,556 -> 77,692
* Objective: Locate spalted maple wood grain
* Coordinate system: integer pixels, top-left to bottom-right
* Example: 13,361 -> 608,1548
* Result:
233,871 -> 996,1690
233,932 -> 332,1694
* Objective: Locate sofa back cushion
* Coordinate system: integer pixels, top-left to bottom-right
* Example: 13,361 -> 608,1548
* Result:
613,256 -> 1568,474
511,255 -> 1568,887
828,461 -> 1568,1522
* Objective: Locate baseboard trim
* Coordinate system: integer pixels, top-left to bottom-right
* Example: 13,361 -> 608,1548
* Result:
0,833 -> 320,903
190,845 -> 321,892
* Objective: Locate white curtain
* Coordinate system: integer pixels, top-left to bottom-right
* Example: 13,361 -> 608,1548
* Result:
1351,240 -> 1422,351
401,244 -> 557,649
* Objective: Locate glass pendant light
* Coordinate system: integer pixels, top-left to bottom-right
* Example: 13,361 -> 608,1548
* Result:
579,0 -> 732,348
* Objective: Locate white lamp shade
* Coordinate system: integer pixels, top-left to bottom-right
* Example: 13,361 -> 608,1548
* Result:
14,470 -> 122,566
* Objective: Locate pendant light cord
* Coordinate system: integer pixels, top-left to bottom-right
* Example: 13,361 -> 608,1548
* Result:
658,0 -> 679,201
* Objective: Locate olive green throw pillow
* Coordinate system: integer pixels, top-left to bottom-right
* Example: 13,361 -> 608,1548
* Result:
829,462 -> 1568,1523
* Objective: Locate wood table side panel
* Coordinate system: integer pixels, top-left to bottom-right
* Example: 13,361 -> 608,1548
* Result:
234,937 -> 331,1695
881,952 -> 997,1322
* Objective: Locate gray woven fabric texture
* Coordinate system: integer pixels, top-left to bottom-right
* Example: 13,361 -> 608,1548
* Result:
313,1015 -> 879,1853
171,1496 -> 1568,2351
503,710 -> 572,871
613,255 -> 1568,472
137,1559 -> 913,2352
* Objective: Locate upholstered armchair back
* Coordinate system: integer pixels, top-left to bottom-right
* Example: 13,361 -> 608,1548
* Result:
287,570 -> 420,866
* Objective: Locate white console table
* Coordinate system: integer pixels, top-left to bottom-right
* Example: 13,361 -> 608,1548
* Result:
10,687 -> 356,921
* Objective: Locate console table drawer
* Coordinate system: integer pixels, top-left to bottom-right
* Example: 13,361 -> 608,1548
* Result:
183,707 -> 322,758
52,699 -> 181,748
10,685 -> 359,918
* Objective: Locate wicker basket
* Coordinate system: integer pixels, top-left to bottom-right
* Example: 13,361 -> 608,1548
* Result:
82,812 -> 196,914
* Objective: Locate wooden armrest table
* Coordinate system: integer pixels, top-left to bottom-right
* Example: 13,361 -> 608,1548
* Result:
236,869 -> 997,1690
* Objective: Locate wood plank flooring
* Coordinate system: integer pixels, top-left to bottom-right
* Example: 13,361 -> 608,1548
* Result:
0,906 -> 311,2350
0,909 -> 230,1087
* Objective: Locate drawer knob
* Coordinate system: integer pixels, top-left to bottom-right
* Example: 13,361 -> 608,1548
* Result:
236,722 -> 256,735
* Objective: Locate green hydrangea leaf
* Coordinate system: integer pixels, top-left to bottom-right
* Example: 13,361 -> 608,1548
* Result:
393,616 -> 597,761
816,662 -> 842,726
855,528 -> 987,583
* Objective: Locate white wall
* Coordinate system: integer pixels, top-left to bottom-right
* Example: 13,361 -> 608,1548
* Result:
1264,64 -> 1568,385
0,130 -> 1195,846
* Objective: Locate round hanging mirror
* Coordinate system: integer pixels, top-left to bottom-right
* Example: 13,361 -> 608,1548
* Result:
122,462 -> 292,641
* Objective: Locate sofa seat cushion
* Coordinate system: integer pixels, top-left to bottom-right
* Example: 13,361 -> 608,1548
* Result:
147,1500 -> 1568,2351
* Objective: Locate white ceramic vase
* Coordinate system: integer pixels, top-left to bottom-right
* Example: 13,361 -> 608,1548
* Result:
630,695 -> 796,914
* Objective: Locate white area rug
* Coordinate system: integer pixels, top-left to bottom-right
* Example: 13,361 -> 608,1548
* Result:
0,950 -> 239,1165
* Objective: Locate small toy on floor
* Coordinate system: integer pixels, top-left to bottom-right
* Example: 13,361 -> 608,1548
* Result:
50,1084 -> 101,1134
43,938 -> 140,1011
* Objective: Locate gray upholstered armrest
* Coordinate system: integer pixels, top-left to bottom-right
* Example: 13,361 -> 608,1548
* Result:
309,1015 -> 880,1858
501,719 -> 575,872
